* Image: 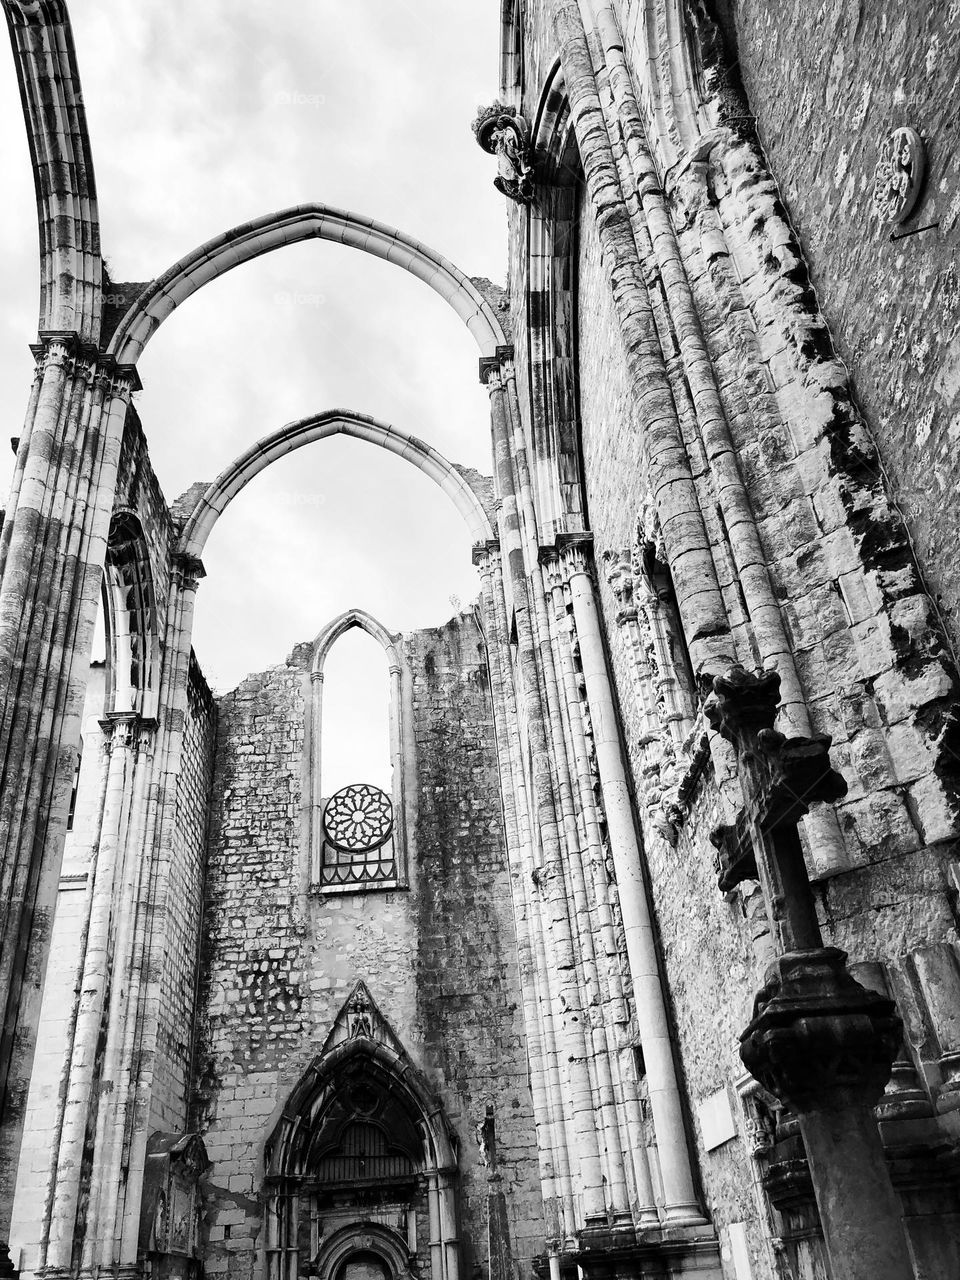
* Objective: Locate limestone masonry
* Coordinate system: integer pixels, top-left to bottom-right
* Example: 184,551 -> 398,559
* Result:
0,2 -> 959,1279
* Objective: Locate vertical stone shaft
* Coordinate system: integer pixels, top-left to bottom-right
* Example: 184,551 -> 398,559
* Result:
486,364 -> 606,1229
540,553 -> 631,1220
568,552 -> 702,1223
107,559 -> 204,1268
477,553 -> 566,1234
0,337 -> 130,1244
44,713 -> 139,1268
79,725 -> 155,1269
545,549 -> 658,1223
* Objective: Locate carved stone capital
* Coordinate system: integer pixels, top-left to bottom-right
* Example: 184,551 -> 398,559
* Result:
740,947 -> 903,1114
872,126 -> 925,225
478,355 -> 502,389
172,552 -> 206,589
472,537 -> 501,567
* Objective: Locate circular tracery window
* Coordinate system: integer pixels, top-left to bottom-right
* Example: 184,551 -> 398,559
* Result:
323,783 -> 394,853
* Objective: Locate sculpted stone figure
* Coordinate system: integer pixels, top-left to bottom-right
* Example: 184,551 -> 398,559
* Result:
472,102 -> 534,204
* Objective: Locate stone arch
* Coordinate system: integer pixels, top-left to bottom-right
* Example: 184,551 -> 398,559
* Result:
102,510 -> 159,719
522,60 -> 587,538
4,0 -> 103,342
305,609 -> 407,892
176,409 -> 494,564
313,1224 -> 410,1280
107,203 -> 507,366
311,608 -> 399,680
264,1020 -> 459,1280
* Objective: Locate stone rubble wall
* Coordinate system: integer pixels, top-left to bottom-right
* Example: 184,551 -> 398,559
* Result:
194,613 -> 543,1278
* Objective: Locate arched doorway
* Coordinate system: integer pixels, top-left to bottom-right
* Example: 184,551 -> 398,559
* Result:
264,984 -> 459,1280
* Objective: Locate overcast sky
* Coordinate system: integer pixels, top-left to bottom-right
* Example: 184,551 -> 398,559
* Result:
0,3 -> 508,781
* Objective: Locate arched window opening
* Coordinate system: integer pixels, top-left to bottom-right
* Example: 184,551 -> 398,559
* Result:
527,77 -> 588,537
103,512 -> 158,719
321,629 -> 392,797
307,613 -> 406,892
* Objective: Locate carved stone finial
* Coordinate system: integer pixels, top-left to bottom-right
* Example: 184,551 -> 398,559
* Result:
347,986 -> 374,1039
472,102 -> 534,204
872,126 -> 925,224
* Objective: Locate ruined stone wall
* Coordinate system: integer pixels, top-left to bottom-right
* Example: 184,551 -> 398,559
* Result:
194,614 -> 543,1278
710,0 -> 960,647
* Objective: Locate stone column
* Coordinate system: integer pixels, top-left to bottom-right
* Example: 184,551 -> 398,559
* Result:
706,666 -> 914,1280
565,538 -> 704,1225
0,333 -> 134,1254
483,356 -> 607,1231
44,711 -> 144,1271
476,545 -> 570,1237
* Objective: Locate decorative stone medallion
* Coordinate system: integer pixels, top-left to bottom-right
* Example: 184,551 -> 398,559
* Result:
872,126 -> 925,224
323,783 -> 394,853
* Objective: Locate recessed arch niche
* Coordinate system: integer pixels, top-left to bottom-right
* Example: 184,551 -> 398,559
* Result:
263,984 -> 460,1280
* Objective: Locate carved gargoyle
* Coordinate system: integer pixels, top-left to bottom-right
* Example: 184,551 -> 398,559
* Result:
472,102 -> 534,204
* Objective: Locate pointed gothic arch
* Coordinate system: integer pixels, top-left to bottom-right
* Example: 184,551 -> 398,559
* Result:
264,983 -> 459,1280
4,0 -> 103,341
102,510 -> 160,720
107,203 -> 507,366
176,409 -> 494,564
304,609 -> 407,893
311,609 -> 399,680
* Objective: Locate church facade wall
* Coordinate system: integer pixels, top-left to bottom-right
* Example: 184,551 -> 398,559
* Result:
194,615 -> 543,1279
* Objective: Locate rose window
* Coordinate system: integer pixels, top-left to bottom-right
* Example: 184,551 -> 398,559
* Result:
323,784 -> 394,854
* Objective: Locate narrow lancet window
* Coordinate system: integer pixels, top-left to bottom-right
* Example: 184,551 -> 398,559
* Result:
308,612 -> 405,890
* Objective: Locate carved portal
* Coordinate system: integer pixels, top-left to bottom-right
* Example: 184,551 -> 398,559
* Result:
263,984 -> 459,1280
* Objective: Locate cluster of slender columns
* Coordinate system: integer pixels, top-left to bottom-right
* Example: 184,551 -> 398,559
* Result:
479,354 -> 704,1243
0,335 -> 135,1253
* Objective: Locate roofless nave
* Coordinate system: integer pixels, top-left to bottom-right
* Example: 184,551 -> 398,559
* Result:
0,2 -> 959,1279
